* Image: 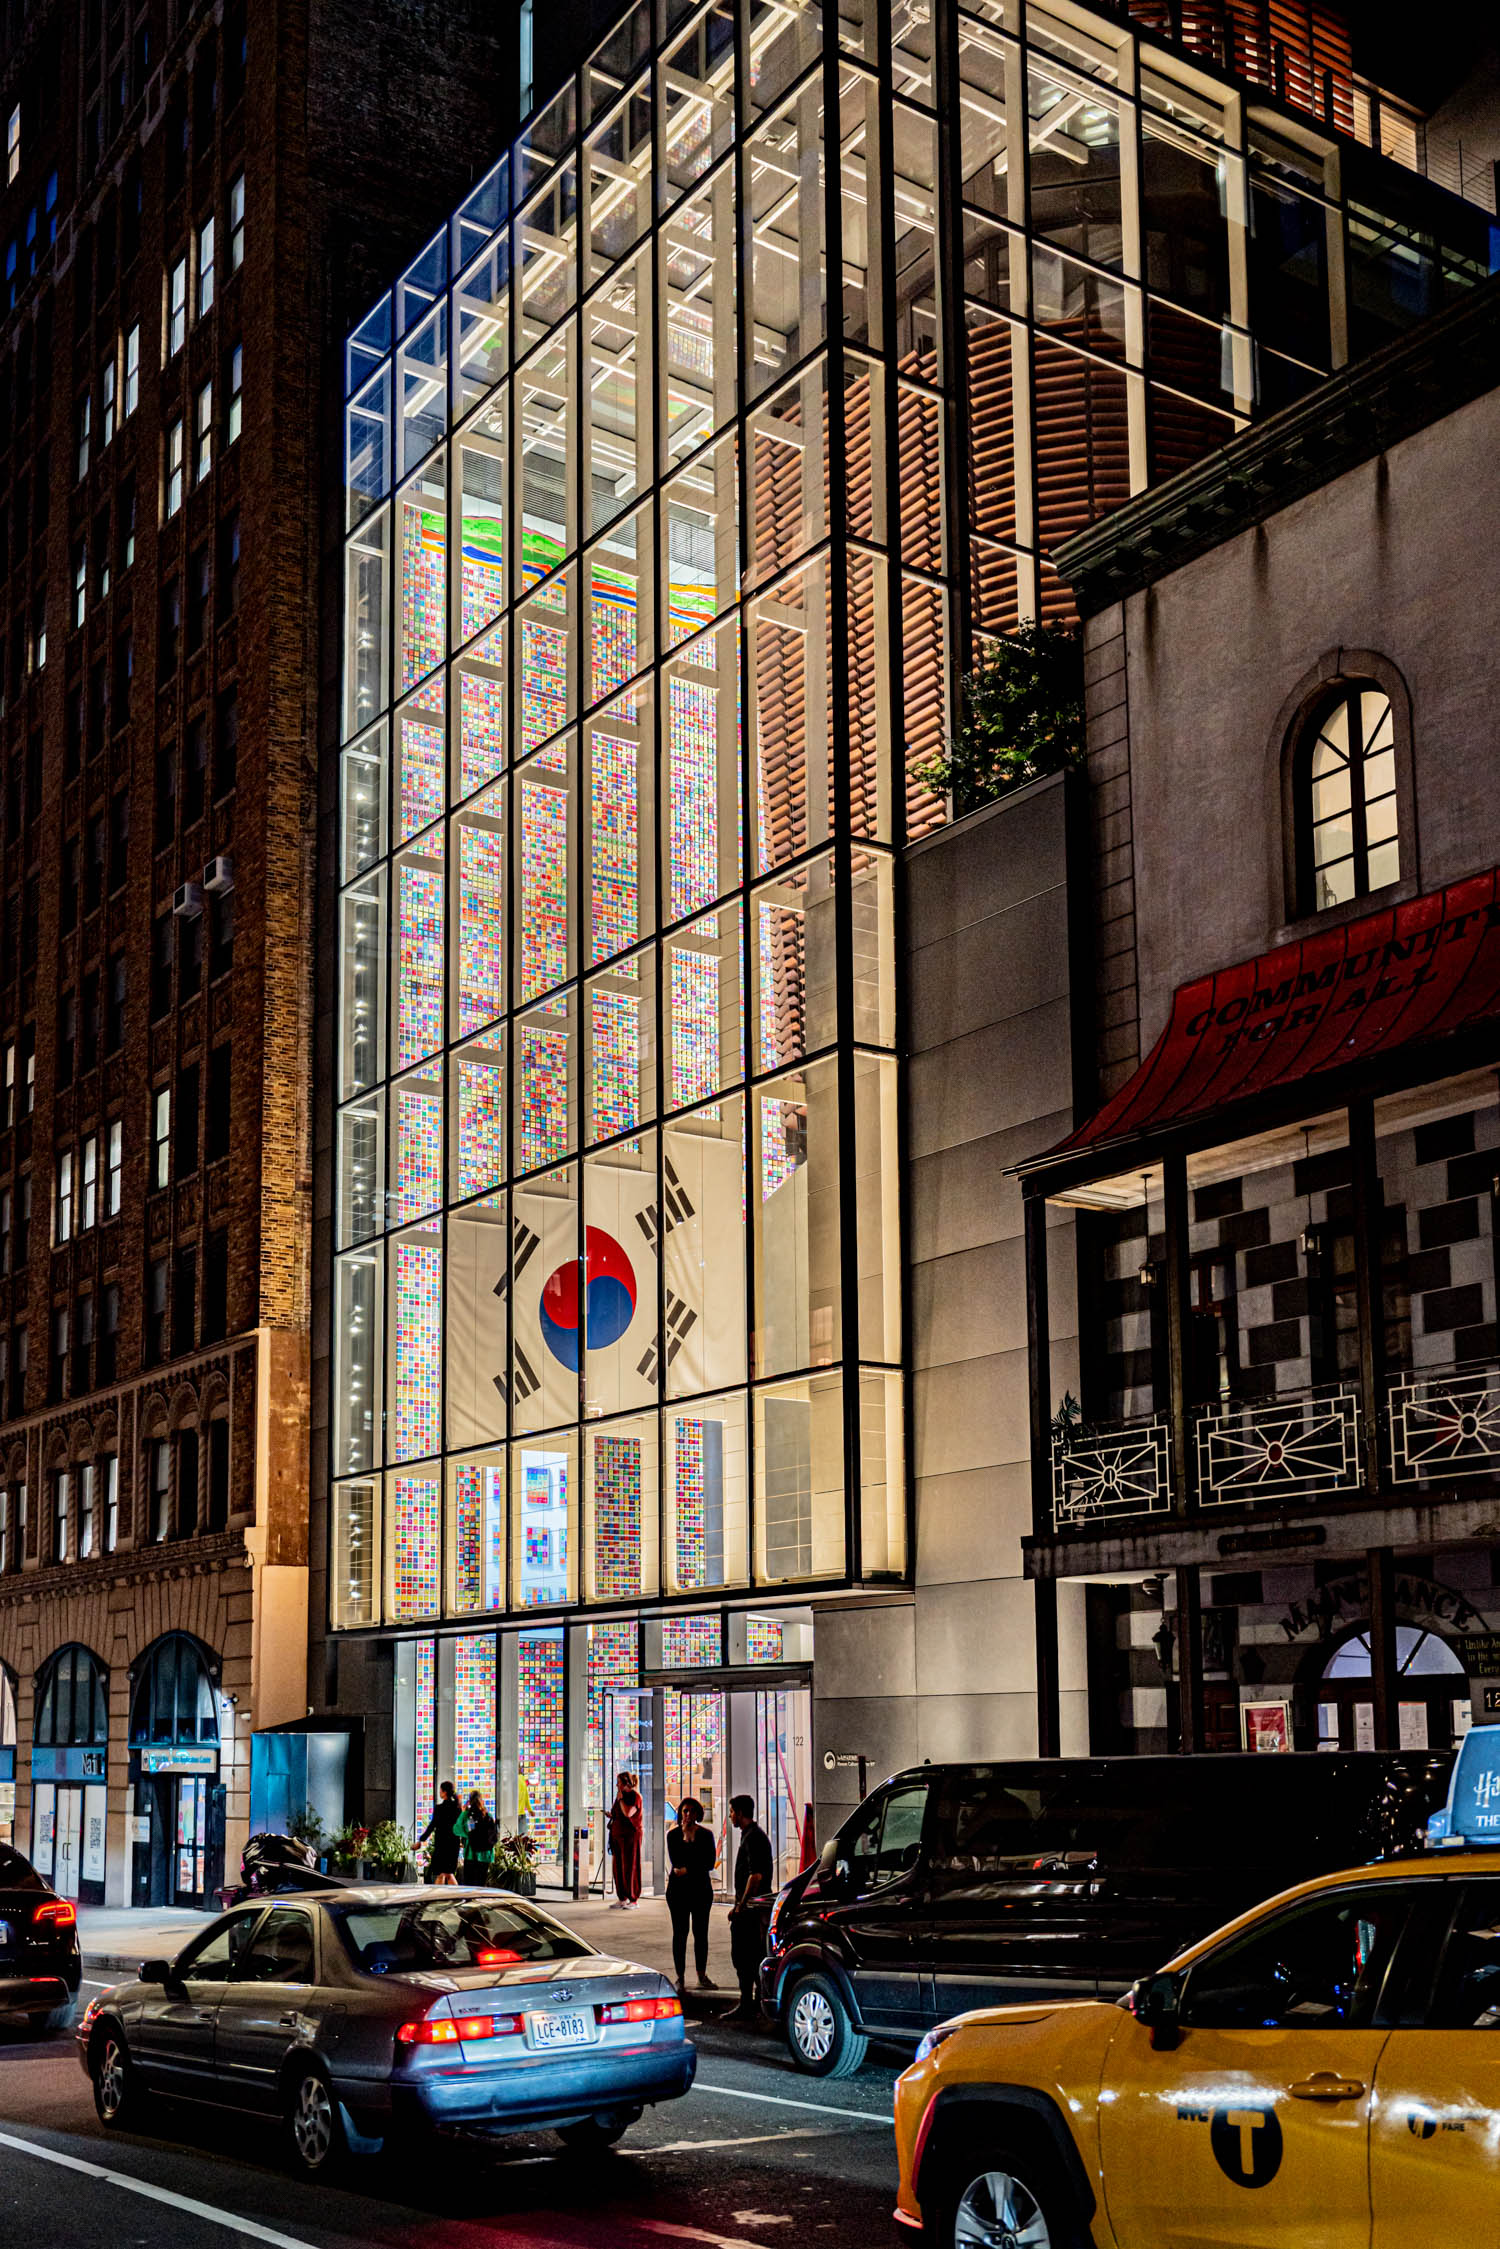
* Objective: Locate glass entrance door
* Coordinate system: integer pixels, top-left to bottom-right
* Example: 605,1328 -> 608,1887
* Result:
602,1688 -> 658,1894
53,1786 -> 83,1900
665,1689 -> 728,1887
754,1686 -> 812,1887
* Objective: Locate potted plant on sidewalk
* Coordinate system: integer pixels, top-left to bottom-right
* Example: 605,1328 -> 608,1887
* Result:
494,1833 -> 539,1897
366,1819 -> 415,1883
330,1821 -> 369,1878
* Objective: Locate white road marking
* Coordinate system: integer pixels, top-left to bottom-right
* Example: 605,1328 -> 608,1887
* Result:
690,2078 -> 893,2126
0,2128 -> 316,2249
647,2130 -> 833,2152
642,2226 -> 783,2249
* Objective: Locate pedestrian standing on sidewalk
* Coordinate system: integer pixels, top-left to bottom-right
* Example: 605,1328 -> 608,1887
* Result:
608,1770 -> 644,1908
723,1793 -> 773,2026
665,1795 -> 718,1995
418,1781 -> 464,1886
462,1790 -> 498,1884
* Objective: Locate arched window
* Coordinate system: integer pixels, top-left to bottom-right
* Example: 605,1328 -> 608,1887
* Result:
1321,1625 -> 1464,1680
34,1645 -> 109,1746
1294,683 -> 1401,914
129,1633 -> 219,1747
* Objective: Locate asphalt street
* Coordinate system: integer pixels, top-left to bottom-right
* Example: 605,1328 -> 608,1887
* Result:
0,1978 -> 905,2249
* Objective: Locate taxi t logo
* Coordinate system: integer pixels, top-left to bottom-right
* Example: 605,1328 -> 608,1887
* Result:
1210,2104 -> 1283,2188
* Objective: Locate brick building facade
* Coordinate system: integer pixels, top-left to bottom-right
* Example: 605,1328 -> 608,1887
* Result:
0,0 -> 510,1905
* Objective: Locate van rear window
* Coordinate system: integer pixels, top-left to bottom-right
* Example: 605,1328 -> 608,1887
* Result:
335,1897 -> 590,1974
926,1757 -> 1445,1875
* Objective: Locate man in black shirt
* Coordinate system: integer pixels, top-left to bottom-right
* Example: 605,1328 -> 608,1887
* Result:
724,1793 -> 774,2026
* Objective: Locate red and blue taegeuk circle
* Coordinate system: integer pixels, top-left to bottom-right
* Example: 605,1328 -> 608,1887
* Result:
539,1228 -> 637,1369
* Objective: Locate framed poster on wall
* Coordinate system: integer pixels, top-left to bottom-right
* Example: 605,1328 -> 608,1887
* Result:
1242,1699 -> 1292,1752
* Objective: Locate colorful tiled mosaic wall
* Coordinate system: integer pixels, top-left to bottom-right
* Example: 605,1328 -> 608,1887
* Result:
414,1638 -> 436,1817
456,1055 -> 504,1198
519,1022 -> 570,1172
396,1086 -> 442,1223
519,1629 -> 565,1857
391,1472 -> 440,1617
393,1237 -> 442,1458
520,779 -> 569,999
671,942 -> 719,1109
586,1619 -> 639,1820
454,1633 -> 497,1803
399,699 -> 445,842
591,988 -> 640,1140
398,858 -> 445,1070
746,1616 -> 783,1663
461,513 -> 506,643
674,1417 -> 707,1588
453,1461 -> 505,1611
593,1433 -> 642,1598
662,1612 -> 721,1668
460,666 -> 506,795
458,822 -> 504,1035
669,674 -> 718,921
591,563 -> 638,701
401,502 -> 445,691
590,727 -> 638,961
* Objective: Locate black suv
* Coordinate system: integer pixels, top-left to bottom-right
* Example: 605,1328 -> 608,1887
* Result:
761,1752 -> 1447,2076
0,1841 -> 83,2031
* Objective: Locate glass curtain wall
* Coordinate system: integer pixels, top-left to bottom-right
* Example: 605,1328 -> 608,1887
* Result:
334,0 -> 910,1638
332,0 -> 1494,1642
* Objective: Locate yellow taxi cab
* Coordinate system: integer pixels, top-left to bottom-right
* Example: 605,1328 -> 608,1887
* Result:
893,1729 -> 1500,2249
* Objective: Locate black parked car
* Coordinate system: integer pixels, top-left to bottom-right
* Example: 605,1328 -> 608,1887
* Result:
0,1842 -> 82,2032
761,1752 -> 1449,2076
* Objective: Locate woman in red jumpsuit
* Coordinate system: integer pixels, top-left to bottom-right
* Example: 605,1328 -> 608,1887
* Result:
608,1770 -> 644,1906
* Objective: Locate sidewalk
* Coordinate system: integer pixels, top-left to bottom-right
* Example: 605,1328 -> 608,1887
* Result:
78,1892 -> 744,2018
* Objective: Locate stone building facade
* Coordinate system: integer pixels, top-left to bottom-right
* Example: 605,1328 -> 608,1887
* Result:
0,0 -> 510,1904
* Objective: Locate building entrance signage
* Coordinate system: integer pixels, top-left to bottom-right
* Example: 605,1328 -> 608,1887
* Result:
1277,1572 -> 1484,1643
139,1745 -> 218,1776
30,1746 -> 106,1782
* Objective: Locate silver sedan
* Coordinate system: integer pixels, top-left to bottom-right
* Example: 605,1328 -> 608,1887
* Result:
77,1885 -> 696,2176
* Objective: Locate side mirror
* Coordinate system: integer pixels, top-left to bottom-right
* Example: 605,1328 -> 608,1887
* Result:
1128,1969 -> 1185,2051
139,1957 -> 173,1986
817,1838 -> 839,1875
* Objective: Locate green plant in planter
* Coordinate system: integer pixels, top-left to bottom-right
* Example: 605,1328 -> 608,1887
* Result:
331,1821 -> 368,1868
287,1809 -> 324,1854
917,622 -> 1085,817
365,1819 -> 412,1877
494,1833 -> 539,1892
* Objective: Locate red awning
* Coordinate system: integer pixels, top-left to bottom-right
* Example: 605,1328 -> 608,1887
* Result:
1033,868 -> 1500,1173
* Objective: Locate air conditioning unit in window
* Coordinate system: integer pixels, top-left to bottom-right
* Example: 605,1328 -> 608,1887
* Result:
172,881 -> 204,919
203,854 -> 234,894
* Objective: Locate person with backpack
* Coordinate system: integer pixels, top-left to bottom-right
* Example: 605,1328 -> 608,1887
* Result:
463,1791 -> 498,1884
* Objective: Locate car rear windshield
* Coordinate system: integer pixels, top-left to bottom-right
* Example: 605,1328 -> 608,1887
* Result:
333,1897 -> 591,1975
0,1845 -> 42,1890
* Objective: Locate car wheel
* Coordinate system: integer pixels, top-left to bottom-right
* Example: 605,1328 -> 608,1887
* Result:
92,2027 -> 147,2130
28,1999 -> 77,2034
556,2108 -> 638,2152
285,2061 -> 346,2180
931,2143 -> 1084,2249
785,1973 -> 868,2078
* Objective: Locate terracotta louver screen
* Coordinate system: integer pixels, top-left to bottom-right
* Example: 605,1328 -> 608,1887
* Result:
1117,1 -> 1354,133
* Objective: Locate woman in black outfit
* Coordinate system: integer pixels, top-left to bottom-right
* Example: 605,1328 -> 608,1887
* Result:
665,1796 -> 718,1994
418,1779 -> 464,1886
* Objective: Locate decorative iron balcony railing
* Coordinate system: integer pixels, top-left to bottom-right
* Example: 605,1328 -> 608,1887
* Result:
1052,1416 -> 1172,1529
1194,1385 -> 1363,1508
1389,1360 -> 1500,1485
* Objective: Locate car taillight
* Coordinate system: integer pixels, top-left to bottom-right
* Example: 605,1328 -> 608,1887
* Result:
596,1996 -> 682,2025
474,1947 -> 523,1966
396,2013 -> 524,2045
32,1900 -> 76,1930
